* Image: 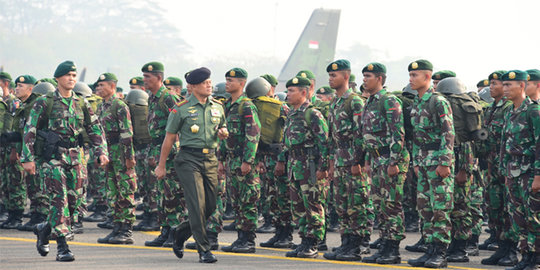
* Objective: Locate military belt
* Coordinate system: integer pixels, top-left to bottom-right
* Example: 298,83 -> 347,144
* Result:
106,136 -> 120,145
289,146 -> 314,157
57,140 -> 80,149
181,146 -> 215,154
369,146 -> 390,158
419,142 -> 440,151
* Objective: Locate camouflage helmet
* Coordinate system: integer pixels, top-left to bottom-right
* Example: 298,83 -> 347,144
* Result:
126,89 -> 149,106
275,92 -> 287,102
436,77 -> 466,95
402,83 -> 418,95
32,82 -> 56,95
213,82 -> 230,99
478,86 -> 494,103
245,77 -> 270,99
73,82 -> 93,98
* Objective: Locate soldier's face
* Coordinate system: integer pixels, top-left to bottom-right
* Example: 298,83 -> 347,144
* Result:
408,71 -> 430,91
286,86 -> 306,106
97,81 -> 114,99
56,72 -> 77,91
192,79 -> 213,97
490,80 -> 503,99
362,72 -> 380,93
143,72 -> 161,91
503,81 -> 524,101
432,80 -> 440,91
526,81 -> 540,98
328,71 -> 346,89
225,77 -> 243,93
15,83 -> 32,100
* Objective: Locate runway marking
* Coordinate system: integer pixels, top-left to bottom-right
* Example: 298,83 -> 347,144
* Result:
0,236 -> 491,270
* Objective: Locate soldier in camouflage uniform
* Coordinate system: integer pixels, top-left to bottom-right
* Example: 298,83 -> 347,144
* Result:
219,68 -> 262,254
323,59 -> 372,262
498,70 -> 540,270
274,76 -> 328,259
526,69 -> 540,103
0,71 -> 17,223
92,73 -> 137,245
22,61 -> 109,262
359,63 -> 409,265
406,60 -> 455,269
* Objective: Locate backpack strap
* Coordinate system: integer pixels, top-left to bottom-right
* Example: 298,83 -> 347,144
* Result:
237,97 -> 252,117
344,92 -> 359,117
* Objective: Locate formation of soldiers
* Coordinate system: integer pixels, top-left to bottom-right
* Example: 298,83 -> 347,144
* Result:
0,59 -> 540,269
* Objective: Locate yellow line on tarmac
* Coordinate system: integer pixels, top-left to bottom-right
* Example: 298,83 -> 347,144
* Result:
0,236 -> 490,270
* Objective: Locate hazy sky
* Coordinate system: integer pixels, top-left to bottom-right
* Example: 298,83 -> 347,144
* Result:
160,0 -> 540,90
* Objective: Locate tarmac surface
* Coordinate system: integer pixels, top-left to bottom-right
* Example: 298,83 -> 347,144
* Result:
0,218 -> 511,270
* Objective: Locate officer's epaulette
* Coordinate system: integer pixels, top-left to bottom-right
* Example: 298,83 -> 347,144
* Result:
211,97 -> 222,105
175,99 -> 189,107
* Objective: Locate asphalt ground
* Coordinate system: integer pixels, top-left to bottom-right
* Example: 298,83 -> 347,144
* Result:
0,218 -> 511,270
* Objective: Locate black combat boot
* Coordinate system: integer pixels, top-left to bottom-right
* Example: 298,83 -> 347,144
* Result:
145,226 -> 170,247
207,231 -> 219,250
97,222 -> 121,243
34,222 -> 51,256
424,242 -> 448,268
376,239 -> 402,264
498,241 -> 518,266
108,222 -> 134,244
325,234 -> 350,260
297,237 -> 318,258
318,231 -> 328,251
72,217 -> 83,234
447,239 -> 469,262
221,230 -> 243,252
408,244 -> 434,267
1,209 -> 23,229
363,238 -> 387,263
56,236 -> 75,262
0,204 -> 8,222
360,235 -> 371,255
83,205 -> 107,222
274,225 -> 294,248
19,212 -> 47,231
232,231 -> 256,253
139,212 -> 159,231
524,253 -> 540,270
256,214 -> 275,234
260,225 -> 282,247
405,211 -> 420,232
406,236 -> 428,252
199,250 -> 217,263
482,239 -> 510,265
286,237 -> 306,257
507,252 -> 533,270
370,237 -> 383,249
335,235 -> 363,261
466,234 -> 480,256
97,216 -> 114,229
223,221 -> 237,231
479,231 -> 498,250
172,227 -> 191,259
162,227 -> 175,248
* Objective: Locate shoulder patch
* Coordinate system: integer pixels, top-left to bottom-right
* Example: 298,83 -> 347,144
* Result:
211,97 -> 222,105
175,99 -> 189,107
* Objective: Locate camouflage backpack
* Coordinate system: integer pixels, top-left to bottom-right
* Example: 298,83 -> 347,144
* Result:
111,99 -> 151,145
305,92 -> 357,126
239,96 -> 285,145
382,91 -> 415,141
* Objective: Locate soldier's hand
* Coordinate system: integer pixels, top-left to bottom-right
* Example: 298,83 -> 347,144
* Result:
155,164 -> 166,180
456,169 -> 468,185
98,155 -> 109,168
532,175 -> 540,193
126,158 -> 136,169
435,165 -> 451,178
387,164 -> 400,177
22,162 -> 36,175
274,161 -> 285,176
351,164 -> 362,176
148,157 -> 157,167
257,161 -> 266,174
217,127 -> 229,140
9,149 -> 19,164
316,170 -> 327,180
240,162 -> 251,176
414,166 -> 419,177
218,162 -> 226,177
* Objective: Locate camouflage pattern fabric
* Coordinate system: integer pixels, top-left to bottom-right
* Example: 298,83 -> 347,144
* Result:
451,142 -> 475,241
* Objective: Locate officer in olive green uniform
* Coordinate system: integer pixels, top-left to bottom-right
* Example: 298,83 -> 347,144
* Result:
155,67 -> 227,264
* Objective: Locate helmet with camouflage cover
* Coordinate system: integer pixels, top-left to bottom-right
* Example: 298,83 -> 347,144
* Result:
436,77 -> 466,95
126,89 -> 149,106
245,77 -> 270,99
73,82 -> 93,97
275,92 -> 287,102
213,82 -> 230,99
478,86 -> 494,103
32,82 -> 56,95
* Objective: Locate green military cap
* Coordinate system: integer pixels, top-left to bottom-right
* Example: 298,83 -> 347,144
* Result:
164,76 -> 183,86
54,60 -> 77,78
502,70 -> 528,81
316,86 -> 334,95
225,68 -> 247,78
432,70 -> 456,80
97,72 -> 118,83
488,70 -> 506,81
476,79 -> 489,88
408,59 -> 433,71
15,75 -> 37,85
296,70 -> 315,80
350,74 -> 356,82
326,59 -> 351,72
116,86 -> 123,93
526,69 -> 540,81
260,74 -> 278,86
286,76 -> 311,88
362,62 -> 387,74
129,76 -> 144,86
141,61 -> 164,73
36,78 -> 58,87
0,71 -> 12,81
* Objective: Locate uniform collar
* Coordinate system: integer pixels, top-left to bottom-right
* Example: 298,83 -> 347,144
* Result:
151,85 -> 167,99
187,94 -> 216,106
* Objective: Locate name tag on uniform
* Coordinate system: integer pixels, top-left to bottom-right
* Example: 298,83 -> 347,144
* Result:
211,109 -> 220,117
189,113 -> 198,117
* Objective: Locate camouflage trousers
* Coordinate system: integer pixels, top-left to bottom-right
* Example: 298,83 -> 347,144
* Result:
87,146 -> 108,208
75,150 -> 91,220
371,165 -> 406,241
25,170 -> 49,216
105,144 -> 137,223
288,155 -> 327,241
403,164 -> 419,216
206,173 -> 226,234
417,165 -> 454,245
486,167 -> 514,241
333,166 -> 371,237
2,157 -> 26,211
141,146 -> 160,215
526,177 -> 540,253
469,169 -> 485,236
134,145 -> 150,210
264,154 -> 292,227
226,155 -> 261,232
450,174 -> 473,241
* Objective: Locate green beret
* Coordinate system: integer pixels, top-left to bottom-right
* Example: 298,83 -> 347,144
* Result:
187,67 -> 211,84
97,72 -> 118,83
502,70 -> 528,81
116,86 -> 123,93
54,60 -> 77,78
15,75 -> 37,85
488,70 -> 506,81
432,70 -> 456,80
9,81 -> 15,89
476,79 -> 489,88
129,76 -> 144,86
326,59 -> 351,72
408,59 -> 433,71
526,69 -> 540,81
286,76 -> 311,88
141,61 -> 164,73
0,71 -> 12,81
316,86 -> 334,95
164,76 -> 183,86
260,74 -> 278,86
362,62 -> 387,74
296,70 -> 315,80
88,83 -> 95,91
350,74 -> 356,83
225,68 -> 247,78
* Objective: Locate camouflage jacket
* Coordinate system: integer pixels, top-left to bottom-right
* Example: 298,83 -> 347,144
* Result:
11,93 -> 40,153
21,90 -> 108,164
219,95 -> 261,164
148,86 -> 180,142
1,93 -> 19,134
500,97 -> 540,177
96,93 -> 135,160
455,141 -> 476,174
410,88 -> 455,167
278,100 -> 329,170
328,88 -> 364,167
361,89 -> 409,169
482,98 -> 513,165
